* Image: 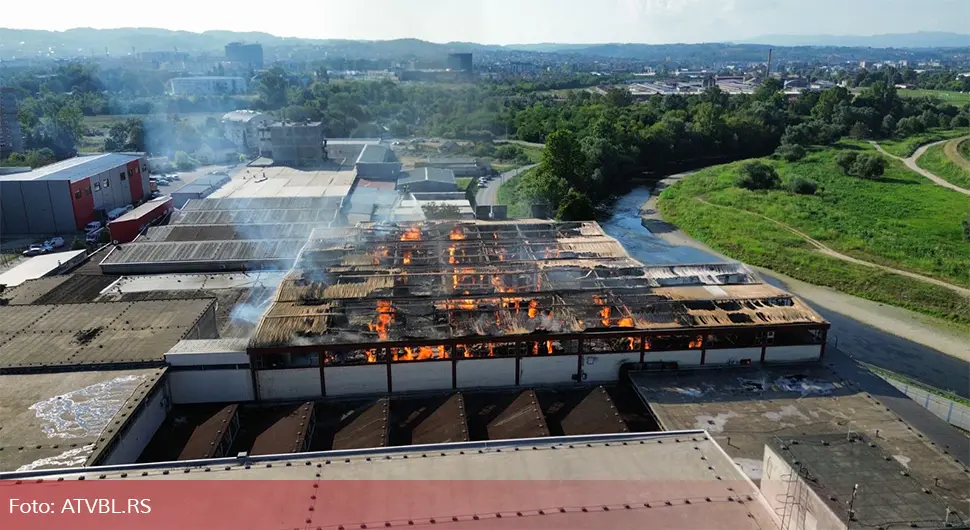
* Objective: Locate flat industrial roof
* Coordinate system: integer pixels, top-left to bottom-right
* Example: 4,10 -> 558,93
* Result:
140,223 -> 324,242
100,239 -> 309,267
0,153 -> 141,183
170,206 -> 342,225
0,299 -> 215,369
181,196 -> 345,211
205,167 -> 356,199
0,250 -> 85,287
0,367 -> 166,472
630,364 -> 970,525
5,432 -> 782,530
355,144 -> 392,164
103,272 -> 285,294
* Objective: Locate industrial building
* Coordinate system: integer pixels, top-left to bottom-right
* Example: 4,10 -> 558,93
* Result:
0,153 -> 149,236
106,196 -> 173,243
225,42 -> 264,69
354,144 -> 401,179
168,76 -> 248,96
0,86 -> 24,158
397,167 -> 458,192
257,121 -> 326,166
169,173 -> 231,207
221,110 -> 270,152
422,156 -> 487,177
243,220 -> 829,400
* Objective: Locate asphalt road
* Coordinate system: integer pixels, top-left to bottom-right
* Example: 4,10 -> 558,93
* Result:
476,165 -> 537,206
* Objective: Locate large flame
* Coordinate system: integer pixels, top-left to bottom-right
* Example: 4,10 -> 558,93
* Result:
688,335 -> 704,349
618,317 -> 634,327
367,300 -> 394,341
402,251 -> 412,265
448,245 -> 456,264
400,227 -> 422,241
449,226 -> 466,240
599,306 -> 611,327
528,300 -> 538,319
546,340 -> 554,354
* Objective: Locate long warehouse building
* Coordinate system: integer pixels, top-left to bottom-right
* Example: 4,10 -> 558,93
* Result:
0,153 -> 150,236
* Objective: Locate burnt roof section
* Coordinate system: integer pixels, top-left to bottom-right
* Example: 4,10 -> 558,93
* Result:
178,405 -> 240,461
331,398 -> 389,450
32,274 -> 119,304
250,402 -> 315,455
538,386 -> 629,436
0,299 -> 215,370
100,240 -> 309,269
486,390 -> 549,440
392,394 -> 469,446
250,220 -> 824,349
769,433 -> 958,530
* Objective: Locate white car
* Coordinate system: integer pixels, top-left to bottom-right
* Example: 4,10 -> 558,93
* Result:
22,244 -> 49,257
84,221 -> 102,233
45,237 -> 65,249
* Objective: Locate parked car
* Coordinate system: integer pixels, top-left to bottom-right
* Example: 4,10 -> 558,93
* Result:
169,173 -> 181,180
45,237 -> 65,249
22,244 -> 49,257
84,221 -> 102,233
85,228 -> 104,244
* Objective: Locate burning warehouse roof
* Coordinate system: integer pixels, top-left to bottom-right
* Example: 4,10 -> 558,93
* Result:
250,220 -> 825,355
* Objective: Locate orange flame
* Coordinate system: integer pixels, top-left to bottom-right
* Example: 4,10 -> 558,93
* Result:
599,306 -> 611,327
459,344 -> 472,358
546,340 -> 554,354
367,300 -> 394,341
449,226 -> 466,240
592,295 -> 607,306
448,245 -> 456,264
627,337 -> 636,350
644,338 -> 652,351
365,349 -> 378,363
618,317 -> 634,327
400,227 -> 421,241
488,343 -> 495,357
688,335 -> 704,349
528,299 -> 538,319
532,343 -> 539,355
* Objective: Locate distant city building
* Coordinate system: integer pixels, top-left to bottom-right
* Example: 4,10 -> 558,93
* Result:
168,77 -> 248,96
225,42 -> 264,69
0,87 -> 24,159
222,110 -> 271,153
447,53 -> 474,74
258,121 -> 326,166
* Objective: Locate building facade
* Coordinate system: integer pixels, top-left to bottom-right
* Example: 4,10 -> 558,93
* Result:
168,77 -> 248,96
225,42 -> 264,69
0,87 -> 24,159
222,110 -> 270,153
448,53 -> 474,74
257,122 -> 326,166
0,153 -> 149,236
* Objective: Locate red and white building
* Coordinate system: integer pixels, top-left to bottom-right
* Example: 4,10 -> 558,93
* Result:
108,196 -> 174,243
0,153 -> 149,236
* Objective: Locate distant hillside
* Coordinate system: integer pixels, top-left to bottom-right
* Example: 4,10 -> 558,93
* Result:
745,32 -> 970,49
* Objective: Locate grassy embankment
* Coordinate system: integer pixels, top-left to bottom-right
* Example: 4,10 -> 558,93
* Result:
959,138 -> 970,161
916,143 -> 970,190
490,144 -> 544,173
496,166 -> 539,218
658,141 -> 970,328
898,89 -> 970,106
877,128 -> 969,157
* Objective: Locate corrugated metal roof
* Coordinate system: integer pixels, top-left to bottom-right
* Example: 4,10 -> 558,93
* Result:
355,144 -> 391,164
181,196 -> 342,211
0,153 -> 142,183
110,196 -> 173,224
398,167 -> 456,187
101,239 -> 309,266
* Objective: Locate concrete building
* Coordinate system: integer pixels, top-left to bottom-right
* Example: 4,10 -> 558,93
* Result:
0,87 -> 24,158
225,42 -> 263,69
221,110 -> 270,153
448,52 -> 474,74
258,121 -> 326,166
168,76 -> 248,96
0,153 -> 149,236
397,167 -> 458,193
354,144 -> 401,179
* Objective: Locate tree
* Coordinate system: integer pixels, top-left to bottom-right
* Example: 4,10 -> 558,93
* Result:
258,67 -> 289,109
604,87 -> 634,107
789,177 -> 818,195
556,188 -> 595,220
951,115 -> 970,129
881,114 -> 897,137
173,151 -> 198,171
776,143 -> 806,162
849,122 -> 872,139
964,212 -> 970,242
850,154 -> 886,179
836,152 -> 858,174
736,161 -> 780,190
896,116 -> 925,136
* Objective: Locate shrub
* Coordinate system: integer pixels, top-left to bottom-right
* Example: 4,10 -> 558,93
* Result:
850,153 -> 887,179
836,152 -> 858,174
736,161 -> 780,190
776,143 -> 806,162
789,177 -> 818,195
964,212 -> 970,242
849,122 -> 872,140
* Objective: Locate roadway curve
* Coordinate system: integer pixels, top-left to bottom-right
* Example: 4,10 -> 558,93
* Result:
476,164 -> 537,206
871,137 -> 970,196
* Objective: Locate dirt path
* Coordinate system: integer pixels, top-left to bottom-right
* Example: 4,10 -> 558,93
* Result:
942,136 -> 970,171
694,197 -> 970,299
871,137 -> 970,196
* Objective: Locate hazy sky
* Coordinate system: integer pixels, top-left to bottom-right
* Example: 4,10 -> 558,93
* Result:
4,0 -> 967,44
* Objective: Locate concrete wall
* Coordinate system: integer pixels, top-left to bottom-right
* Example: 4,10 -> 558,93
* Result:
168,370 -> 254,404
643,349 -> 702,366
325,365 -> 388,396
47,181 -> 75,233
100,384 -> 170,465
91,165 -> 133,212
520,355 -> 578,386
456,358 -> 516,389
391,361 -> 452,392
257,369 -> 322,400
764,345 -> 822,363
0,181 -> 27,235
705,347 -> 762,365
407,180 -> 459,193
762,445 -> 844,530
583,352 -> 641,382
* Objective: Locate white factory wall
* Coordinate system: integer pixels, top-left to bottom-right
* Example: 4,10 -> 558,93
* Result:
100,384 -> 170,465
762,445 -> 842,530
164,350 -> 250,367
257,369 -> 321,400
520,356 -> 578,386
168,370 -> 254,404
325,365 -> 388,396
392,361 -> 452,392
583,352 -> 641,382
456,358 -> 516,389
644,350 -> 703,366
764,345 -> 822,363
704,347 -> 761,365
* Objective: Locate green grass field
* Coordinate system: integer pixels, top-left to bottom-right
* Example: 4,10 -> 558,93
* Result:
877,128 -> 969,157
496,167 -> 537,218
916,143 -> 970,190
898,89 -> 970,106
959,138 -> 970,161
658,142 -> 970,327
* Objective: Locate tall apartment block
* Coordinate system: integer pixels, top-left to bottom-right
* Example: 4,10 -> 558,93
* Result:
257,121 -> 326,166
0,87 -> 24,159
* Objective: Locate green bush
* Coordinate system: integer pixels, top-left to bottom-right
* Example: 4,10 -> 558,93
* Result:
789,177 -> 818,195
776,143 -> 806,162
836,152 -> 857,173
850,154 -> 887,179
736,161 -> 780,190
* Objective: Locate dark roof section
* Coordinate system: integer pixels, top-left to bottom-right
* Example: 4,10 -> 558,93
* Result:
769,433 -> 958,530
178,405 -> 240,461
537,386 -> 629,437
141,223 -> 324,242
486,390 -> 549,440
391,394 -> 469,446
250,402 -> 315,456
332,398 -> 389,450
355,144 -> 391,164
32,274 -> 119,305
0,276 -> 72,305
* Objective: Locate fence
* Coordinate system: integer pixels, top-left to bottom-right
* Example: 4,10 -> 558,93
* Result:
882,378 -> 970,432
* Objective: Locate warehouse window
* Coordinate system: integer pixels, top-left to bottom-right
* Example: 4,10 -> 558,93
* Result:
93,182 -> 100,191
120,172 -> 126,181
74,190 -> 82,200
122,171 -> 128,180
103,179 -> 110,188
